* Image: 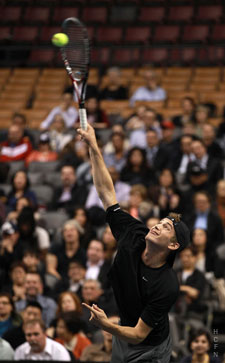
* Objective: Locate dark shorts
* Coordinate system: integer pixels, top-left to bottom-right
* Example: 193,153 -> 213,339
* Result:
111,333 -> 172,363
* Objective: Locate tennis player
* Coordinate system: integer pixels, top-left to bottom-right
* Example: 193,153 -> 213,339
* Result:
78,124 -> 190,363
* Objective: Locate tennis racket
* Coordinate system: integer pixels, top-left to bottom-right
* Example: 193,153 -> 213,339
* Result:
60,17 -> 90,130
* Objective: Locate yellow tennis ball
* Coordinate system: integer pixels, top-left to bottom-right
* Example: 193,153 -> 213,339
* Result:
52,33 -> 69,47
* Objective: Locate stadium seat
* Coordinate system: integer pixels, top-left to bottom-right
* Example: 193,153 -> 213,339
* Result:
100,100 -> 130,114
28,160 -> 60,173
0,6 -> 22,23
0,184 -> 11,195
124,27 -> 151,44
0,27 -> 11,42
45,172 -> 62,188
112,48 -> 140,65
0,110 -> 13,129
82,7 -> 108,23
189,83 -> 217,91
40,26 -> 61,42
0,99 -> 27,110
153,25 -> 180,43
41,211 -> 68,233
13,68 -> 40,77
182,25 -> 209,43
110,6 -> 137,23
12,26 -> 39,42
134,100 -> 165,110
27,172 -> 44,186
23,7 -> 50,23
166,67 -> 193,77
21,109 -> 48,128
96,27 -> 123,43
195,6 -> 222,22
28,50 -> 55,65
167,6 -> 194,23
8,161 -> 26,180
32,99 -> 60,110
142,48 -> 168,65
138,7 -> 165,23
211,25 -> 225,42
182,48 -> 197,64
52,7 -> 79,23
31,185 -> 54,206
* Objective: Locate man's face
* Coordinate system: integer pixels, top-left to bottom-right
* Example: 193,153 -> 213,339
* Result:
0,296 -> 12,318
61,166 -> 76,187
191,141 -> 206,159
87,240 -> 104,264
24,323 -> 46,353
8,125 -> 23,144
145,218 -> 176,251
68,263 -> 86,282
25,274 -> 42,297
180,249 -> 196,269
146,130 -> 159,148
82,281 -> 102,303
63,225 -> 79,244
194,193 -> 210,212
181,136 -> 192,154
23,307 -> 42,323
11,266 -> 26,285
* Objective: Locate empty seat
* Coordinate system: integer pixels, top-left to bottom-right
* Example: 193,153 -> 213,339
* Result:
96,27 -> 122,43
91,48 -> 111,65
112,48 -> 140,65
142,48 -> 168,64
124,27 -> 151,43
28,160 -> 60,173
52,7 -> 79,23
211,25 -> 225,42
32,99 -> 60,110
40,26 -> 61,42
153,25 -> 180,43
28,50 -> 55,65
27,172 -> 44,186
21,109 -> 48,128
0,27 -> 11,42
0,184 -> 11,195
139,7 -> 165,23
110,6 -> 137,23
31,185 -> 53,206
12,26 -> 39,42
23,7 -> 50,23
183,25 -> 209,43
0,6 -> 22,22
8,161 -> 26,180
168,6 -> 194,23
13,68 -> 40,77
0,99 -> 27,110
41,211 -> 68,232
45,172 -> 62,188
182,48 -> 196,63
195,6 -> 222,22
100,100 -> 130,114
82,7 -> 107,23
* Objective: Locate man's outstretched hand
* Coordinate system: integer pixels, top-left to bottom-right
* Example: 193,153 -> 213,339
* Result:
82,303 -> 108,329
77,123 -> 97,149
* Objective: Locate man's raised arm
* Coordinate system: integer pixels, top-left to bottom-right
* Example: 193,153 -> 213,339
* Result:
77,124 -> 117,210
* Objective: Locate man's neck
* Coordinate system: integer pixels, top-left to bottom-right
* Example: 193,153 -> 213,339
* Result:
0,314 -> 10,322
142,244 -> 167,268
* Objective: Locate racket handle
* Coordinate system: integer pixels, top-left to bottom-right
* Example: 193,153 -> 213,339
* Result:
79,108 -> 87,131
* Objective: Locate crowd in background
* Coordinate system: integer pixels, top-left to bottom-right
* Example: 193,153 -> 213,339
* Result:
0,66 -> 225,362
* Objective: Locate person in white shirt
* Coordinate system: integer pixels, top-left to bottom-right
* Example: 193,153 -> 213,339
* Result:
41,92 -> 78,130
0,338 -> 14,360
130,69 -> 166,107
85,240 -> 105,281
14,319 -> 71,361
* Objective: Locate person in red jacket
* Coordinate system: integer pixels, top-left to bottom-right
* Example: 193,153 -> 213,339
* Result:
0,124 -> 32,162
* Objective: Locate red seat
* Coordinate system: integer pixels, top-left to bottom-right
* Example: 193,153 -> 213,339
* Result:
40,26 -> 61,42
23,7 -> 50,23
182,48 -> 196,63
195,6 -> 222,22
13,26 -> 39,42
28,49 -> 55,64
168,6 -> 194,22
124,27 -> 151,43
183,25 -> 209,42
52,7 -> 79,23
112,48 -> 140,65
0,27 -> 11,41
139,7 -> 165,23
96,27 -> 122,43
208,47 -> 225,64
0,6 -> 22,22
142,48 -> 168,64
91,48 -> 110,65
87,27 -> 95,41
153,25 -> 180,43
211,25 -> 225,41
82,7 -> 107,23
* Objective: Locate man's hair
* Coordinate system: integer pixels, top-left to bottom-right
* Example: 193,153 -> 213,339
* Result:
83,278 -> 102,290
25,301 -> 43,312
58,311 -> 84,334
168,213 -> 181,244
10,261 -> 27,274
24,318 -> 46,332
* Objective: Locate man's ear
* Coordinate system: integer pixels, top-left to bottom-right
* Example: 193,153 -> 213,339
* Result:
168,241 -> 180,251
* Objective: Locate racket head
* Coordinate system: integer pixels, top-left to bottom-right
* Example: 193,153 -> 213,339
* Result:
61,17 -> 90,99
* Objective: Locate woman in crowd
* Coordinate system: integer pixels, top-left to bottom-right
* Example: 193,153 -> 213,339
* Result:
73,207 -> 96,250
0,293 -> 22,337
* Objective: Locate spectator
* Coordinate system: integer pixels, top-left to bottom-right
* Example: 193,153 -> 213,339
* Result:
145,128 -> 169,173
41,91 -> 78,130
202,123 -> 224,160
0,124 -> 33,162
194,104 -> 210,138
7,196 -> 33,224
72,207 -> 96,249
58,135 -> 87,170
80,314 -> 119,362
3,300 -> 42,350
180,328 -> 220,363
55,311 -> 91,360
22,248 -> 43,273
103,132 -> 127,173
26,132 -> 58,166
215,179 -> 225,228
15,272 -> 57,327
130,68 -> 166,106
0,113 -> 35,147
49,114 -> 73,153
101,225 -> 117,263
125,105 -> 147,131
46,220 -> 86,279
80,97 -> 109,130
2,261 -> 27,302
99,67 -> 128,100
172,97 -> 196,128
0,293 -> 22,337
14,319 -> 71,360
0,338 -> 14,360
49,165 -> 88,216
120,147 -> 155,187
6,171 -> 37,212
146,216 -> 160,230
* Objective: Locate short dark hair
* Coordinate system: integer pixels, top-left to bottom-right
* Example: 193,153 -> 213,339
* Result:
25,301 -> 42,312
188,328 -> 212,351
58,311 -> 84,334
10,261 -> 27,274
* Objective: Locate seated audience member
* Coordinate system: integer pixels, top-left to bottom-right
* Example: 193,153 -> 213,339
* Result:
149,168 -> 181,219
7,196 -> 33,224
49,114 -> 73,153
7,171 -> 37,212
22,248 -> 43,273
72,207 -> 96,249
47,291 -> 83,339
180,328 -> 221,363
0,338 -> 14,360
145,128 -> 169,173
125,105 -> 147,131
14,319 -> 71,361
0,293 -> 22,337
82,97 -> 109,130
130,68 -> 166,106
80,315 -> 119,362
74,141 -> 93,190
55,311 -> 91,360
41,91 -> 78,130
184,191 -> 224,261
194,104 -> 211,138
215,179 -> 225,228
2,262 -> 27,302
86,166 -> 131,211
120,147 -> 155,187
100,225 -> 117,263
99,67 -> 128,100
176,246 -> 207,317
58,134 -> 87,169
49,164 -> 88,216
103,132 -> 128,173
172,97 -> 196,128
52,263 -> 86,301
202,123 -> 224,160
3,301 -> 42,350
192,228 -> 213,274
26,132 -> 58,166
15,272 -> 57,327
103,124 -> 130,153
46,220 -> 86,280
0,113 -> 35,147
0,124 -> 33,162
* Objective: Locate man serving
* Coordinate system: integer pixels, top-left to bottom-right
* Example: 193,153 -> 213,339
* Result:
78,124 -> 190,363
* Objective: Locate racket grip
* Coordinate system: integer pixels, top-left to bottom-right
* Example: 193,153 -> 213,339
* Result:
79,108 -> 87,131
